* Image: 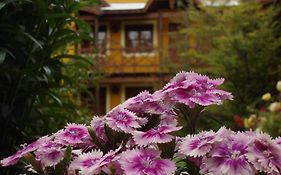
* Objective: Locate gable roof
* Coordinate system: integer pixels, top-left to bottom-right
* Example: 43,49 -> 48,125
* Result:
81,0 -> 177,15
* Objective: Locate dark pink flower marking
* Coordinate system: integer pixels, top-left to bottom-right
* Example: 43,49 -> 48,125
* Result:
179,131 -> 217,157
119,148 -> 176,175
133,125 -> 182,146
55,123 -> 88,145
105,105 -> 147,133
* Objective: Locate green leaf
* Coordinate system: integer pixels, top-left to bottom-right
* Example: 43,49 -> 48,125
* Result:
88,126 -> 105,151
33,0 -> 47,13
158,139 -> 176,159
22,32 -> 43,49
50,29 -> 77,41
0,25 -> 42,49
0,52 -> 6,64
0,47 -> 15,59
0,0 -> 18,10
66,1 -> 82,12
46,13 -> 69,19
53,54 -> 93,65
43,66 -> 52,76
24,153 -> 45,175
63,146 -> 72,164
48,92 -> 63,106
54,162 -> 64,175
48,34 -> 80,52
72,17 -> 91,33
54,146 -> 72,175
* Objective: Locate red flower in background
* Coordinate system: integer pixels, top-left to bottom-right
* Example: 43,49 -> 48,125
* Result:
233,115 -> 244,128
259,107 -> 267,112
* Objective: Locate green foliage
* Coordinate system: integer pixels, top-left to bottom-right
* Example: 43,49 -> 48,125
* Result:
175,2 -> 281,118
245,85 -> 281,137
0,0 -> 98,174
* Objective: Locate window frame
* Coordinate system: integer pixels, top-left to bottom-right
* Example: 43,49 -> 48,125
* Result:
124,24 -> 154,53
79,23 -> 110,56
121,21 -> 157,57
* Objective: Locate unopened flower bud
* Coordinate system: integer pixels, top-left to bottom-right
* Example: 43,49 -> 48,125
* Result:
262,93 -> 271,101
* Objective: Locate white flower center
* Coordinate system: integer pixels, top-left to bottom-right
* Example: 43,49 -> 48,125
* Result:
141,157 -> 153,167
231,150 -> 240,159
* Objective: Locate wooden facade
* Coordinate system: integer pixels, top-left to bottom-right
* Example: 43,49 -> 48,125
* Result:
78,0 -> 184,114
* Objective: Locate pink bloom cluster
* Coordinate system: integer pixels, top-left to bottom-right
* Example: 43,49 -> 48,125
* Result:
155,71 -> 233,108
0,72 -> 252,175
179,127 -> 281,175
1,123 -> 91,168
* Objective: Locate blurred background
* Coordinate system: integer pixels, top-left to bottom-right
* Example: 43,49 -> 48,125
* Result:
0,0 -> 280,174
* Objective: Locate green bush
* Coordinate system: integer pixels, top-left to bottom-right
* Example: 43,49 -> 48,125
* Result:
0,0 -> 97,174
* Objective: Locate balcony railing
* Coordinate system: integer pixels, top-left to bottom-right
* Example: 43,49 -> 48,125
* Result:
78,46 -> 162,74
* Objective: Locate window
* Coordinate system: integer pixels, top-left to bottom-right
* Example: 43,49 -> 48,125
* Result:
80,25 -> 108,54
97,25 -> 107,55
125,24 -> 153,53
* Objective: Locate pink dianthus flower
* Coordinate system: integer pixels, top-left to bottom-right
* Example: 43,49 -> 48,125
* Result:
55,123 -> 89,145
105,105 -> 147,133
119,148 -> 176,175
179,131 -> 217,157
133,125 -> 182,146
0,136 -> 50,166
157,71 -> 233,108
246,133 -> 281,174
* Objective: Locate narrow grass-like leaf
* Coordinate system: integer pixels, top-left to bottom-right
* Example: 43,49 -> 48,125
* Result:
0,52 -> 6,64
22,32 -> 43,49
24,153 -> 45,175
63,146 -> 72,164
48,92 -> 62,106
88,126 -> 105,152
0,0 -> 18,10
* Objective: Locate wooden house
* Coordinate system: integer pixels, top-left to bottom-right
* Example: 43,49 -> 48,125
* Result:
78,0 -> 185,114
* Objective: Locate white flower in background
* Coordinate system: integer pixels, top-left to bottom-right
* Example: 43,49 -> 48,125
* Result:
276,81 -> 281,92
269,102 -> 281,112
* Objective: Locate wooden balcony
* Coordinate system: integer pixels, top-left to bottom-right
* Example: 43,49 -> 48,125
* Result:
79,46 -> 164,74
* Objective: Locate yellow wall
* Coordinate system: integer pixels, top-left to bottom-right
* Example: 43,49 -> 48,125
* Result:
109,85 -> 122,109
97,18 -> 174,74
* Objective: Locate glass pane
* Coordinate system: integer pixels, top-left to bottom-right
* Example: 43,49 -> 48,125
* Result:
98,32 -> 106,41
97,27 -> 107,54
127,31 -> 139,49
125,24 -> 153,53
141,31 -> 152,40
140,30 -> 153,52
129,31 -> 138,40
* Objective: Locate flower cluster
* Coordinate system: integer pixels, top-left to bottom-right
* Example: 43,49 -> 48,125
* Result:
244,80 -> 281,137
179,127 -> 281,175
8,72 -> 281,175
155,72 -> 233,108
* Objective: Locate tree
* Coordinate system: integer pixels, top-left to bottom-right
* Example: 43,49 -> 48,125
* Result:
174,2 -> 281,117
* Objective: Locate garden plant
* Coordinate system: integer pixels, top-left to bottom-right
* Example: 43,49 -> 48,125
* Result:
1,71 -> 281,175
0,1 -> 98,173
244,80 -> 281,138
